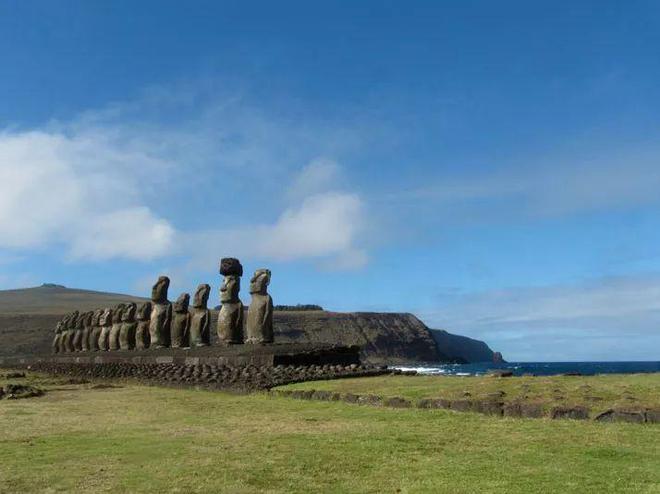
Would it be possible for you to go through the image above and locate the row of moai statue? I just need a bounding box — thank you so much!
[52,258,274,353]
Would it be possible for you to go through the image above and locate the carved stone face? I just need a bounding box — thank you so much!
[137,301,152,320]
[68,311,79,329]
[249,269,271,295]
[112,304,125,324]
[92,309,103,326]
[173,293,190,312]
[193,284,210,308]
[220,275,240,303]
[122,302,137,322]
[100,308,113,326]
[151,276,170,303]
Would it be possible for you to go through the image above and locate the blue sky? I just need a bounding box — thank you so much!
[1,1,660,361]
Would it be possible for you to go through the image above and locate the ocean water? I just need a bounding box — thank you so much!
[394,361,660,377]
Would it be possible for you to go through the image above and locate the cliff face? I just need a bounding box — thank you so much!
[429,329,497,363]
[0,286,501,364]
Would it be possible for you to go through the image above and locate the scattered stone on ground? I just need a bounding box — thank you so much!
[3,372,26,379]
[0,383,44,400]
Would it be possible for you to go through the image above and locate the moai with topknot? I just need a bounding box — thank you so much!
[119,302,137,350]
[246,269,274,344]
[98,308,113,351]
[171,293,191,348]
[135,302,152,350]
[190,284,211,347]
[217,258,244,344]
[149,276,172,348]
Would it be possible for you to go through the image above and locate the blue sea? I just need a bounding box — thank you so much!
[395,361,660,376]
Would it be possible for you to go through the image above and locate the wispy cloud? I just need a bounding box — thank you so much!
[0,81,374,271]
[422,273,660,361]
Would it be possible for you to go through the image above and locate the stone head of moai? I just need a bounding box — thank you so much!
[151,276,170,304]
[112,304,125,324]
[92,308,103,326]
[122,302,137,322]
[100,308,113,326]
[136,301,152,321]
[220,275,241,303]
[249,269,271,295]
[173,293,190,313]
[68,311,79,329]
[193,284,211,309]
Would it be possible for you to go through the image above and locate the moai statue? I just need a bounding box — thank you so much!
[109,304,125,351]
[119,302,137,350]
[89,309,103,351]
[135,302,152,350]
[217,258,244,344]
[52,320,63,354]
[149,276,172,348]
[171,293,191,348]
[246,269,274,344]
[190,284,211,347]
[73,312,86,352]
[58,314,70,353]
[65,311,79,353]
[81,312,93,352]
[98,308,113,351]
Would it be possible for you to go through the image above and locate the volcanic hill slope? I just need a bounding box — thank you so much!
[0,285,499,364]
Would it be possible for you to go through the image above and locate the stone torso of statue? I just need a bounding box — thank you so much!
[246,269,274,344]
[190,284,211,347]
[98,308,113,351]
[109,304,125,351]
[58,315,70,353]
[65,311,79,353]
[170,293,191,348]
[217,275,244,344]
[135,302,152,350]
[89,309,103,351]
[149,276,172,348]
[119,302,137,350]
[81,312,93,352]
[53,321,63,354]
[73,314,86,352]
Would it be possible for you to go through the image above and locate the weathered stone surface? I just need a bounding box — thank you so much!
[80,312,91,352]
[246,269,274,344]
[190,284,211,347]
[98,308,113,351]
[594,409,645,424]
[358,394,383,406]
[217,275,243,344]
[52,321,63,354]
[135,302,152,350]
[384,396,412,408]
[550,406,589,420]
[89,309,103,352]
[473,399,504,416]
[119,302,137,350]
[450,399,473,412]
[219,258,243,276]
[149,276,172,348]
[646,409,660,423]
[109,304,125,351]
[170,293,191,348]
[65,311,79,353]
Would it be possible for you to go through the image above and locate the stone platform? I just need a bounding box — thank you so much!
[0,343,361,368]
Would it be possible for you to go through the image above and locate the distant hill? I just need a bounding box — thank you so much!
[0,285,502,364]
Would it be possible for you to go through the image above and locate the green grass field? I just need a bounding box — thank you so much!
[281,373,660,416]
[0,372,659,493]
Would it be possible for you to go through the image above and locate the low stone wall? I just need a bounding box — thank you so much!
[271,389,660,424]
[0,343,361,369]
[11,361,393,392]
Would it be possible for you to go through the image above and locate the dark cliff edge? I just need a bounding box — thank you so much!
[0,286,502,365]
[429,329,501,364]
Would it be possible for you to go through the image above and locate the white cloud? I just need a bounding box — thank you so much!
[0,85,371,269]
[287,158,342,201]
[0,130,175,260]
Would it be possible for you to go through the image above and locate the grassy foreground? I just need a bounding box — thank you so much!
[281,373,660,415]
[0,373,658,493]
